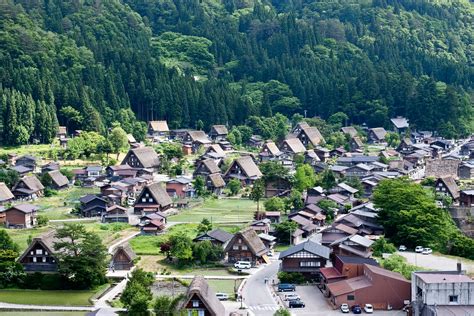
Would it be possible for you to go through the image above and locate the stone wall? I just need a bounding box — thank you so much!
[449,207,474,237]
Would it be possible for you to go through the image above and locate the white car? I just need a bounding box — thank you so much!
[284,293,300,301]
[422,248,432,255]
[340,303,350,313]
[216,293,229,301]
[415,246,424,253]
[234,261,251,269]
[398,245,407,251]
[364,304,374,313]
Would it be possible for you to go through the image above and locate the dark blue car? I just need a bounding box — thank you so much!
[277,283,295,292]
[352,305,362,314]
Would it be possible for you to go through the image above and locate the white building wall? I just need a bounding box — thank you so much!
[412,274,474,305]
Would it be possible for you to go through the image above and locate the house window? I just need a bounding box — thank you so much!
[242,245,248,250]
[36,249,43,255]
[300,261,320,267]
[449,295,458,303]
[233,245,239,250]
[33,257,37,263]
[192,300,199,307]
[42,257,47,263]
[148,198,153,202]
[142,198,146,202]
[347,295,354,300]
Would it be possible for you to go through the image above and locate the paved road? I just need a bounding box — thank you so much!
[95,278,129,309]
[156,274,248,280]
[108,231,140,253]
[397,251,474,273]
[49,217,100,223]
[243,260,280,316]
[0,302,95,312]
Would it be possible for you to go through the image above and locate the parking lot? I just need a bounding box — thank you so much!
[277,285,407,316]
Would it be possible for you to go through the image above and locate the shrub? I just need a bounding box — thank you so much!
[372,237,397,257]
[277,272,306,284]
[381,254,421,280]
[37,215,49,227]
[99,224,109,230]
[44,187,58,197]
[21,272,63,290]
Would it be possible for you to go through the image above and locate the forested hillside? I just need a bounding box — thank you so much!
[0,0,473,145]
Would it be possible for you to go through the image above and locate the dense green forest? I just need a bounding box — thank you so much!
[0,0,473,145]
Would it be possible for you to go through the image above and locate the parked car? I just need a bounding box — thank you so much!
[398,245,407,251]
[415,246,424,253]
[289,300,305,308]
[364,304,373,313]
[278,283,296,292]
[267,250,274,257]
[216,293,229,301]
[234,261,251,269]
[284,293,300,301]
[422,248,432,255]
[352,305,362,314]
[341,303,350,313]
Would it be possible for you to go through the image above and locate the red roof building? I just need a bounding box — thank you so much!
[326,264,411,310]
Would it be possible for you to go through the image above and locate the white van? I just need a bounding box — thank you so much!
[234,261,251,269]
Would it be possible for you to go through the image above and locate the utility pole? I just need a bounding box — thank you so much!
[289,227,293,245]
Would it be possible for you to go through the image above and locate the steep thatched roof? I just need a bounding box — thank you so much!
[48,170,68,187]
[225,227,267,257]
[0,182,14,202]
[181,276,225,316]
[148,120,169,132]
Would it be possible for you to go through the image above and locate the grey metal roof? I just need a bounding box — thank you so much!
[279,240,330,260]
[349,234,374,247]
[204,229,234,243]
[337,156,379,163]
[391,117,409,128]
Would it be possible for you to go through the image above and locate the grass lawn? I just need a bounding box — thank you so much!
[78,222,138,246]
[0,289,96,306]
[168,198,258,223]
[8,222,137,252]
[30,186,99,220]
[137,254,233,277]
[206,279,241,299]
[0,144,54,157]
[6,226,52,252]
[274,244,291,252]
[130,223,199,255]
[0,313,86,316]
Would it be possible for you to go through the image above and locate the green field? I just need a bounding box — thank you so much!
[274,244,291,252]
[168,198,258,223]
[0,312,86,316]
[130,223,199,255]
[7,222,137,252]
[206,279,242,299]
[31,187,100,220]
[7,226,52,252]
[0,144,54,157]
[0,289,96,306]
